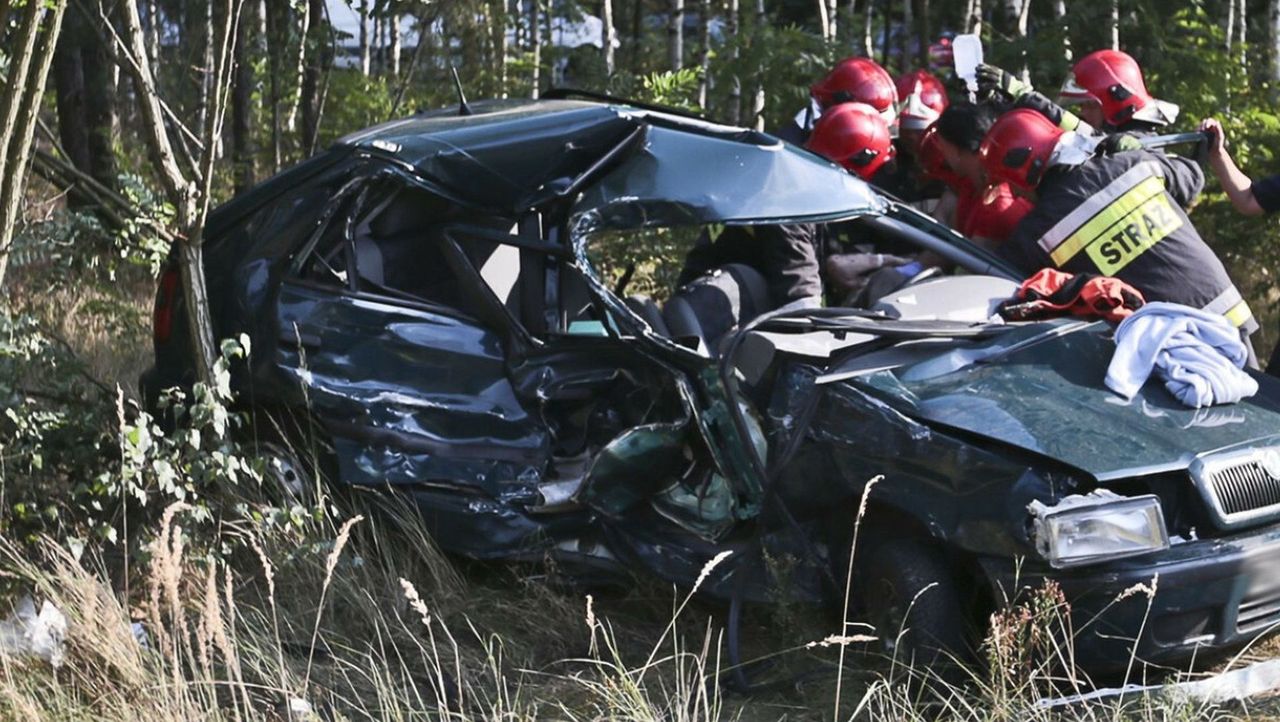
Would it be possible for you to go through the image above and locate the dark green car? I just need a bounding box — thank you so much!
[142,92,1280,676]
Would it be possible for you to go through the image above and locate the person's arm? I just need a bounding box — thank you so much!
[1199,118,1266,216]
[1151,150,1205,209]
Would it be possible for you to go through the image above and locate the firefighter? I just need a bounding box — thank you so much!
[1058,49,1179,133]
[775,57,898,146]
[918,123,1031,249]
[883,69,951,204]
[981,108,1258,362]
[1199,117,1280,375]
[806,104,934,304]
[675,224,823,311]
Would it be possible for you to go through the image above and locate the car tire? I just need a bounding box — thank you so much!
[244,410,337,506]
[858,539,972,675]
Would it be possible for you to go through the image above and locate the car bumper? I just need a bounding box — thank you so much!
[982,525,1280,674]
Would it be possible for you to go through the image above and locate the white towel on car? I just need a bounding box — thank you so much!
[1105,302,1257,408]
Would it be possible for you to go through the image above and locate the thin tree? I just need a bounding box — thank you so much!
[901,0,913,71]
[530,0,541,97]
[919,0,931,66]
[1054,0,1071,61]
[752,0,765,130]
[827,0,838,40]
[360,0,371,75]
[0,0,69,290]
[1227,0,1238,51]
[115,0,245,381]
[1109,0,1119,50]
[670,0,685,70]
[286,0,312,132]
[602,0,615,76]
[1271,0,1280,85]
[862,0,874,56]
[698,0,712,109]
[1015,0,1030,82]
[1238,0,1248,69]
[818,0,830,41]
[728,0,741,124]
[231,0,256,192]
[390,3,402,77]
[300,0,327,154]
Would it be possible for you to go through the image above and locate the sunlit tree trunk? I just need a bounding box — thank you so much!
[530,0,541,97]
[0,0,68,290]
[862,0,874,56]
[698,0,712,109]
[1227,0,1238,51]
[144,0,160,65]
[1109,0,1119,49]
[968,0,984,35]
[285,1,311,132]
[1238,0,1248,69]
[728,0,741,124]
[300,0,325,154]
[1016,0,1030,82]
[360,0,371,76]
[817,0,830,42]
[827,0,838,40]
[602,0,615,75]
[752,0,764,130]
[390,5,402,77]
[1271,0,1280,84]
[670,0,684,70]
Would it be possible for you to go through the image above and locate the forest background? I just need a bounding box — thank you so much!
[1,0,1280,719]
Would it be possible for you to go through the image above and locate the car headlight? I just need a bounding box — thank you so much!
[1028,491,1170,569]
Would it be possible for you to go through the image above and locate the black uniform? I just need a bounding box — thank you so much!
[677,224,823,307]
[998,150,1258,336]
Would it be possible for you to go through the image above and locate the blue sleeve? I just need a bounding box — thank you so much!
[1253,174,1280,214]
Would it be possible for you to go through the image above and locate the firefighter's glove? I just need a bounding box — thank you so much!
[1098,133,1143,155]
[976,64,1032,102]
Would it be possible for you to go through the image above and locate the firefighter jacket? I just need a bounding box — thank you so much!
[998,149,1257,333]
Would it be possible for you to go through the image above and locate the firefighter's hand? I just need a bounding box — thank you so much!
[1098,133,1143,155]
[976,64,1032,101]
[825,252,911,292]
[1198,118,1227,155]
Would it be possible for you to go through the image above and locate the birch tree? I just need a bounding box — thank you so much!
[602,0,615,75]
[360,0,371,75]
[698,0,712,109]
[0,0,69,290]
[1055,0,1071,61]
[1271,0,1280,84]
[285,1,312,131]
[1109,0,1119,50]
[670,0,684,71]
[752,0,765,130]
[530,0,540,97]
[728,0,741,124]
[863,0,874,57]
[115,0,245,381]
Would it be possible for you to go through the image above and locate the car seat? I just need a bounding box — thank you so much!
[662,264,773,356]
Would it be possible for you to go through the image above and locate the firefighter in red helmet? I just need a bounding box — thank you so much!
[981,109,1257,363]
[775,57,898,146]
[1059,49,1179,132]
[806,103,896,182]
[918,122,1031,248]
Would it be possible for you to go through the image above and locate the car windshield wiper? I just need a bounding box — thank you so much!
[755,309,1015,340]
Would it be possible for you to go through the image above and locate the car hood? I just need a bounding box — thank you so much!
[848,320,1280,481]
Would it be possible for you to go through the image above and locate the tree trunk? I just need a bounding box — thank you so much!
[53,10,93,204]
[390,5,402,77]
[669,0,684,71]
[1271,0,1280,84]
[728,0,741,125]
[1054,0,1071,61]
[359,0,371,76]
[1109,0,1119,50]
[144,0,160,67]
[196,0,214,137]
[752,0,764,130]
[969,0,984,35]
[1227,0,1238,52]
[232,0,255,192]
[265,0,282,170]
[602,0,615,75]
[698,0,712,109]
[530,0,541,97]
[919,0,931,67]
[0,0,69,290]
[827,0,838,40]
[300,0,325,155]
[1016,0,1030,82]
[1239,0,1248,69]
[861,0,873,56]
[817,0,830,41]
[285,0,311,133]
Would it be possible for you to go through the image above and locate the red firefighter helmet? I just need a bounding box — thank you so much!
[806,102,896,181]
[917,123,964,188]
[1059,49,1178,126]
[978,108,1065,193]
[810,57,899,125]
[958,183,1034,243]
[896,69,949,130]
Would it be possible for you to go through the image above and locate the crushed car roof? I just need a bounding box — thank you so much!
[336,98,883,227]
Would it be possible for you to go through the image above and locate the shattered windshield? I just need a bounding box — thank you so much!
[571,123,885,231]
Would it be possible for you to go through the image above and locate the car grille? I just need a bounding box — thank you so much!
[1238,589,1280,636]
[1191,449,1280,530]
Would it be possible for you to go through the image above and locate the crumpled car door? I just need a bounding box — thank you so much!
[271,180,549,502]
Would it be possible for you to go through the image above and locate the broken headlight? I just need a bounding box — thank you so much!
[1028,491,1170,569]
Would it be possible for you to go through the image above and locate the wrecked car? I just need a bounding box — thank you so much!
[142,92,1280,675]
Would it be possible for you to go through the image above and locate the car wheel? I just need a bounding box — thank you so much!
[858,539,971,673]
[245,411,337,505]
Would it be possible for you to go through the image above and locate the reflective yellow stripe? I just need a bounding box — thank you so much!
[1048,175,1172,268]
[1038,162,1161,256]
[1224,300,1254,329]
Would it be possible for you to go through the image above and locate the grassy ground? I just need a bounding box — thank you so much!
[6,247,1280,720]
